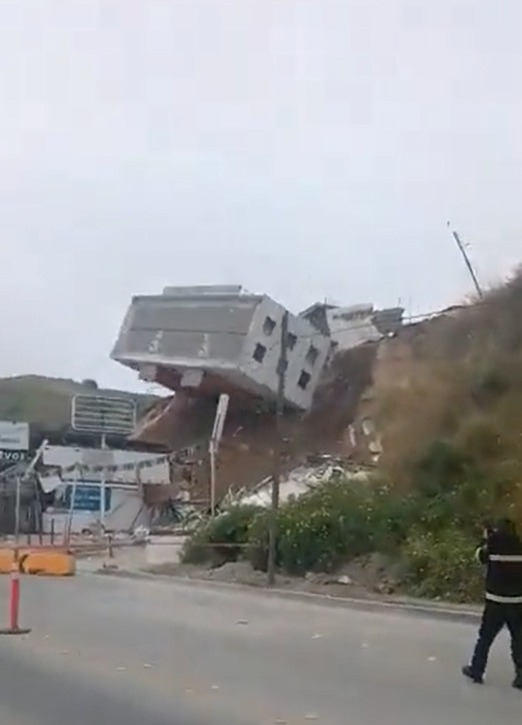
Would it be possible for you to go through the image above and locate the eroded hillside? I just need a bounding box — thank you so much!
[134,270,522,522]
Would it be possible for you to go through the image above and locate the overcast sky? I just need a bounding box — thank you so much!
[1,0,521,391]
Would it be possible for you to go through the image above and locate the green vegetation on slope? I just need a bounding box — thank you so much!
[182,471,485,602]
[374,268,522,525]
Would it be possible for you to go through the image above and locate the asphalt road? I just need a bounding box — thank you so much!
[0,574,520,725]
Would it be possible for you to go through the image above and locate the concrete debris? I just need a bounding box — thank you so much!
[132,525,150,542]
[226,462,370,509]
[336,575,353,585]
[205,561,267,586]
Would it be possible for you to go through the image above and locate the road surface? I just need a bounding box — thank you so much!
[0,574,519,724]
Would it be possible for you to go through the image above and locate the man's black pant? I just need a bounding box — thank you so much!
[471,601,522,676]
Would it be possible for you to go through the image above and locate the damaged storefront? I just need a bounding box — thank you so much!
[39,446,174,535]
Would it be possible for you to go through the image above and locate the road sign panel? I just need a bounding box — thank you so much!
[64,484,112,512]
[0,421,29,451]
[71,395,137,435]
[211,393,229,449]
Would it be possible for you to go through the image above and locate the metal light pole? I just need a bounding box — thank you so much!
[208,394,229,518]
[100,432,107,530]
[14,475,21,550]
[267,311,289,587]
[448,225,484,299]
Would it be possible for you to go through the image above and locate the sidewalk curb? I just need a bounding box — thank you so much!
[92,567,482,624]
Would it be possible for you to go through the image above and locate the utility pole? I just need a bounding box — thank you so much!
[448,224,484,299]
[267,310,289,587]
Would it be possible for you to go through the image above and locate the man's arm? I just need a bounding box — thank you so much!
[475,545,488,565]
[475,529,489,565]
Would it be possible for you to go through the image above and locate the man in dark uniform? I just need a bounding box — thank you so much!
[463,518,522,688]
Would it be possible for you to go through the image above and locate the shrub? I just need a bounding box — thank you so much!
[247,477,422,576]
[403,526,484,602]
[182,505,262,567]
[413,439,470,498]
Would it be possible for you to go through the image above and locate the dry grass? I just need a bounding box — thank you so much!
[366,269,522,519]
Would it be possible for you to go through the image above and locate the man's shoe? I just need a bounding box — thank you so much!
[513,673,522,691]
[462,665,483,684]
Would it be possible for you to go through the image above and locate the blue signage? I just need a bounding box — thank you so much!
[64,484,112,512]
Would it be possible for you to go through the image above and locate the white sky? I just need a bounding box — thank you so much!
[1,0,521,391]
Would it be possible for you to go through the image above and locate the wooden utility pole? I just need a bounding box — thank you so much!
[449,225,484,299]
[267,310,289,587]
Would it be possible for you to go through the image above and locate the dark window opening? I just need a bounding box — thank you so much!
[298,370,311,390]
[287,332,297,350]
[263,316,276,335]
[306,345,319,366]
[253,343,267,363]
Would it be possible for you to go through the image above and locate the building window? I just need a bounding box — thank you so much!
[286,332,297,350]
[253,343,267,363]
[298,370,311,390]
[306,345,319,366]
[263,316,276,335]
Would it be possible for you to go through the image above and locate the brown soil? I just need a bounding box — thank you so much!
[133,342,379,504]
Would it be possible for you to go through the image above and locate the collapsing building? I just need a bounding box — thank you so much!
[111,285,331,411]
[300,302,404,351]
[109,286,406,507]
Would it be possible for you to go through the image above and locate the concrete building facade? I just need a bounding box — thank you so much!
[39,445,170,534]
[300,302,404,351]
[111,286,331,410]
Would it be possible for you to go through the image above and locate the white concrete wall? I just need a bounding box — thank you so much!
[43,446,170,485]
[43,485,150,534]
[239,296,331,410]
[145,535,187,566]
[326,304,382,351]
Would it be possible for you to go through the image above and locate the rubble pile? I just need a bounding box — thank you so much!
[222,457,370,509]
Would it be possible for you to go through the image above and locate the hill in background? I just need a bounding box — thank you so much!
[0,375,158,445]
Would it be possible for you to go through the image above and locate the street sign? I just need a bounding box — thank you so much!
[0,421,30,472]
[211,393,229,451]
[71,395,137,436]
[64,484,112,512]
[0,421,29,451]
[0,450,28,463]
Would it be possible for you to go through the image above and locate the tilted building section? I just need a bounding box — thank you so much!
[300,302,404,351]
[111,285,331,411]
